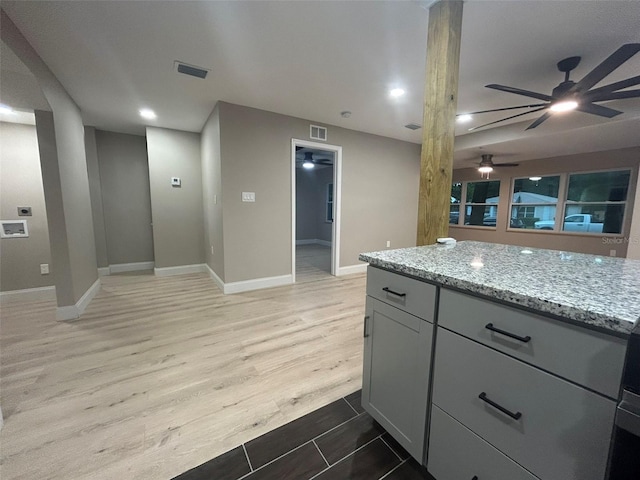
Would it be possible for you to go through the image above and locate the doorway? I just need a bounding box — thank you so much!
[291,139,342,282]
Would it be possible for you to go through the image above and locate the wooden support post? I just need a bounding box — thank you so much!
[417,0,463,246]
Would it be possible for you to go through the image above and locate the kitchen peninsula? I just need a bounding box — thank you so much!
[358,241,640,480]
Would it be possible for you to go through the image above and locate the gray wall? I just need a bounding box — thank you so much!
[95,129,154,265]
[0,121,52,292]
[296,166,333,242]
[146,127,204,269]
[84,127,108,268]
[217,102,420,283]
[201,104,225,279]
[3,12,97,307]
[450,147,640,257]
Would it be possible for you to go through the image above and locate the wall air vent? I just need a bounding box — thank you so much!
[174,61,209,79]
[404,123,421,130]
[310,125,327,141]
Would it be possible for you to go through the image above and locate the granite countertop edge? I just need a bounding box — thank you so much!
[359,252,635,337]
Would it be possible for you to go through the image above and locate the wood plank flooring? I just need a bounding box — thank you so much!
[0,247,366,480]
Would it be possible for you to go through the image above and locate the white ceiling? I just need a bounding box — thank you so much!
[1,0,639,167]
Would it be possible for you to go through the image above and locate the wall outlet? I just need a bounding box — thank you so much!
[610,249,617,257]
[211,245,214,255]
[386,240,391,248]
[171,177,181,187]
[40,263,49,275]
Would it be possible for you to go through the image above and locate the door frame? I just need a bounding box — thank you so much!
[291,138,342,282]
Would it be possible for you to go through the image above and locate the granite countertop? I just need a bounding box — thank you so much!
[359,241,640,336]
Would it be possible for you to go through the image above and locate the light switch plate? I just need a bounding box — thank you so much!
[171,177,181,187]
[242,192,256,202]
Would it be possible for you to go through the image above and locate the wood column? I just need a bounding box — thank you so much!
[417,0,463,245]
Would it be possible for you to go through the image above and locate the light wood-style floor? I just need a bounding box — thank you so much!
[0,248,365,480]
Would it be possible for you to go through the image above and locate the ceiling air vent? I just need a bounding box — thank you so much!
[405,123,421,130]
[310,125,327,141]
[174,61,209,79]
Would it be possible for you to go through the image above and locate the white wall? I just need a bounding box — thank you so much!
[627,171,640,260]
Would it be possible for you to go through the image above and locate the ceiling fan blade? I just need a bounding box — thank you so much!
[460,103,547,116]
[576,102,623,118]
[486,84,554,102]
[526,112,552,130]
[572,43,640,93]
[588,89,640,102]
[585,75,640,98]
[468,107,547,131]
[495,163,519,167]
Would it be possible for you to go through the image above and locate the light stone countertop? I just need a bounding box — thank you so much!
[359,241,640,336]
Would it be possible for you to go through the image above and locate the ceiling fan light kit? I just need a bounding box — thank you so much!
[464,43,640,131]
[476,154,519,178]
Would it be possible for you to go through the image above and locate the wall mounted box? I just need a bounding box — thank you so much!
[1,220,29,238]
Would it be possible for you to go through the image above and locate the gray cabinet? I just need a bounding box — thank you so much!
[362,267,436,462]
[428,289,624,480]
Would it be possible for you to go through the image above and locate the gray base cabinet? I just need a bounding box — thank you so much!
[362,267,436,462]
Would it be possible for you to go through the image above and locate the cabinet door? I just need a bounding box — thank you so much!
[362,297,433,461]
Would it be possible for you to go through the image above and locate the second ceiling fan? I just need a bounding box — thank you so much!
[464,43,640,131]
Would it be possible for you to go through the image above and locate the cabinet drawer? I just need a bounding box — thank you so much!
[366,266,436,321]
[438,289,626,399]
[428,405,539,480]
[432,327,617,480]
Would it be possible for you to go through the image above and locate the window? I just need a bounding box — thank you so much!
[464,180,500,227]
[510,175,560,229]
[563,170,630,234]
[449,182,462,225]
[326,183,333,223]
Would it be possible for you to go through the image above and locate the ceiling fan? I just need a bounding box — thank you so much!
[463,43,640,131]
[299,151,333,169]
[476,154,518,178]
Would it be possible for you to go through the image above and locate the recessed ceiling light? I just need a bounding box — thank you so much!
[389,88,405,98]
[549,100,578,113]
[457,114,472,123]
[0,104,16,115]
[139,108,157,120]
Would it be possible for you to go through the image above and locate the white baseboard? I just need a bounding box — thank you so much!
[109,261,154,274]
[296,238,332,247]
[154,264,207,277]
[336,263,368,276]
[224,274,293,294]
[56,278,101,321]
[205,264,292,294]
[97,267,111,276]
[0,285,56,303]
[205,264,224,292]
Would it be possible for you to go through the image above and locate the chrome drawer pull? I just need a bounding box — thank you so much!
[363,315,370,338]
[478,392,522,420]
[382,287,406,298]
[485,323,531,343]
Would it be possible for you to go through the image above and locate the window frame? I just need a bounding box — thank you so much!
[506,168,632,236]
[453,179,501,229]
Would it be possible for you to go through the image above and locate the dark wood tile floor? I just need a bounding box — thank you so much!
[172,390,436,480]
